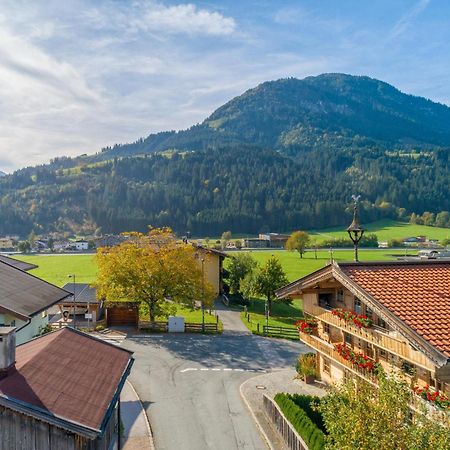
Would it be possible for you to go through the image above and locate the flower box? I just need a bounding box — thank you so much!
[413,385,450,410]
[334,342,381,373]
[331,308,372,328]
[295,319,318,335]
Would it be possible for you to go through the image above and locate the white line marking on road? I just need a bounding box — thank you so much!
[180,368,198,373]
[200,368,209,371]
[211,368,221,371]
[223,368,233,371]
[233,369,244,372]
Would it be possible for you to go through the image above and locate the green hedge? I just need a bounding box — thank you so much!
[274,393,326,450]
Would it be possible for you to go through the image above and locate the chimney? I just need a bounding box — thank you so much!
[0,327,16,379]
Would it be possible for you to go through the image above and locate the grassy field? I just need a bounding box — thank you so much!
[234,248,409,282]
[310,219,450,244]
[19,254,97,286]
[239,298,303,334]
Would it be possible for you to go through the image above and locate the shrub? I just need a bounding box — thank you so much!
[274,393,326,450]
[296,352,317,377]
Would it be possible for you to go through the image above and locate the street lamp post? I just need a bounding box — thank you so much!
[68,274,76,329]
[201,257,205,333]
[347,195,365,262]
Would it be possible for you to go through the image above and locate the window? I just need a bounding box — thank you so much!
[354,297,362,314]
[378,349,387,360]
[365,306,373,319]
[344,333,353,346]
[377,317,387,329]
[401,361,416,376]
[323,358,331,375]
[323,323,330,334]
[318,293,333,309]
[337,289,344,303]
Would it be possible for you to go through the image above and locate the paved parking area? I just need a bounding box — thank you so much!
[121,331,307,450]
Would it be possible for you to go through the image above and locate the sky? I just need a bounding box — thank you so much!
[1,0,450,171]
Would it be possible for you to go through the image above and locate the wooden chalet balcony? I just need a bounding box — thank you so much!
[301,332,379,385]
[303,302,434,370]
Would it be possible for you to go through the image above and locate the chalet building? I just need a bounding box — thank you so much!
[0,260,70,344]
[277,261,450,398]
[192,244,229,296]
[0,327,133,450]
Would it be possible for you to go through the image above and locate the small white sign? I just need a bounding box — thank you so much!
[85,313,93,319]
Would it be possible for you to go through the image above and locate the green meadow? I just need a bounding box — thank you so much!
[310,219,450,244]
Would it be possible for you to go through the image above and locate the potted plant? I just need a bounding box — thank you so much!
[296,352,317,384]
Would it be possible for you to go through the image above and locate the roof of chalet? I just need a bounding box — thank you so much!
[0,328,133,437]
[0,260,70,319]
[192,244,229,258]
[0,255,37,271]
[61,283,100,304]
[276,260,450,360]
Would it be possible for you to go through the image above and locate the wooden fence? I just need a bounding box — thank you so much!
[263,394,309,450]
[138,321,219,334]
[262,325,299,340]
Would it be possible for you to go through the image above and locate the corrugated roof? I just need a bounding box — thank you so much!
[61,283,100,304]
[0,255,37,271]
[340,261,450,358]
[0,260,70,318]
[0,328,133,433]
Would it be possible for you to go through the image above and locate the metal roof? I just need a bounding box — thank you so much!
[0,328,133,436]
[61,283,100,304]
[0,255,37,272]
[0,260,70,318]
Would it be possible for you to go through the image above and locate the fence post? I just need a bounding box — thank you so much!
[216,315,219,324]
[257,323,260,333]
[247,314,250,322]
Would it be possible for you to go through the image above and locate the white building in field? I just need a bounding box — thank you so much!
[0,258,70,344]
[70,240,89,251]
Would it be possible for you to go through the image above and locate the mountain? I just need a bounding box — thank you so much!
[99,73,450,159]
[0,73,449,237]
[0,171,6,177]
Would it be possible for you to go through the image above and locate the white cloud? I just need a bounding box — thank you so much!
[136,3,237,36]
[389,0,431,39]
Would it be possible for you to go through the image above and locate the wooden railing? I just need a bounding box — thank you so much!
[262,325,299,340]
[138,321,219,333]
[301,333,379,384]
[263,394,309,450]
[304,302,434,370]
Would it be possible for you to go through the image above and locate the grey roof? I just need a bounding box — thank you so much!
[0,261,70,319]
[0,255,37,271]
[61,283,100,304]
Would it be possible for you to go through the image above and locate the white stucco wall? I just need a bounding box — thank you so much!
[0,313,49,345]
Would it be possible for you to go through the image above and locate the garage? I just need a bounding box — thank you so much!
[106,302,139,327]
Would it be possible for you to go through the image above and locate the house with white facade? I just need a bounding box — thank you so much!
[0,259,70,344]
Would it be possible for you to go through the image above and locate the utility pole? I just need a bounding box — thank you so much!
[68,274,76,329]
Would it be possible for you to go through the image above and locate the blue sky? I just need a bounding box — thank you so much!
[1,0,449,171]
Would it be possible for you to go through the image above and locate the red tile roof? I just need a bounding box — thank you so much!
[340,262,450,358]
[0,328,133,432]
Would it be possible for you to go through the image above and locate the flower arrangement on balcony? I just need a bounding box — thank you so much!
[334,342,381,373]
[331,308,372,328]
[413,385,450,410]
[295,319,318,335]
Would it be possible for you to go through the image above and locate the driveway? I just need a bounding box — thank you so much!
[122,324,306,450]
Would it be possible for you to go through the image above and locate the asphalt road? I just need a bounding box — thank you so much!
[122,329,306,450]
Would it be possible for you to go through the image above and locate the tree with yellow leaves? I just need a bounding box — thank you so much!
[95,227,215,322]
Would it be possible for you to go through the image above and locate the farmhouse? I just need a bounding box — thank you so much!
[193,244,228,297]
[0,259,70,344]
[277,261,450,399]
[0,327,133,450]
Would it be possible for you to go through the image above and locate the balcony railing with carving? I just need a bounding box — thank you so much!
[303,302,434,370]
[300,333,379,384]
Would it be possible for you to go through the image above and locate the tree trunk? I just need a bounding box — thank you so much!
[267,294,273,315]
[149,300,156,323]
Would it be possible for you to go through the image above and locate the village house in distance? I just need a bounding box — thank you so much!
[277,260,450,399]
